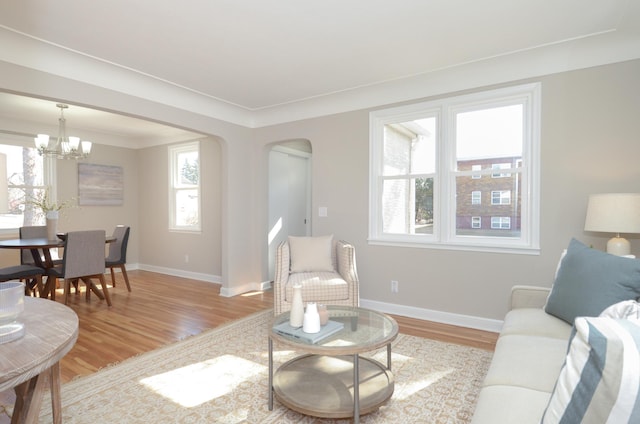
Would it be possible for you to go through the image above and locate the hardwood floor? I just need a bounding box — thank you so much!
[0,269,497,420]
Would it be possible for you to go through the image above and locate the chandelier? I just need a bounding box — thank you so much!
[34,103,92,160]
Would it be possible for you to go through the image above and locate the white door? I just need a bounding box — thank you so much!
[268,148,311,281]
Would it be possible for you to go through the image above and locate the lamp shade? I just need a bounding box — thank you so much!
[584,193,640,233]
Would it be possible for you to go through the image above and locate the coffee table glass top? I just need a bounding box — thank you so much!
[270,305,398,354]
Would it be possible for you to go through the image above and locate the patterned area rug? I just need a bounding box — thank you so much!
[15,309,491,423]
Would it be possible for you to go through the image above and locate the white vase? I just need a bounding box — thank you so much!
[302,302,321,334]
[289,284,304,328]
[46,210,59,240]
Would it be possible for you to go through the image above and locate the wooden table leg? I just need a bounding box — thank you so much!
[50,363,62,424]
[12,369,49,424]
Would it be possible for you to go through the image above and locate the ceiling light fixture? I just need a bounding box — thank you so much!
[34,103,92,160]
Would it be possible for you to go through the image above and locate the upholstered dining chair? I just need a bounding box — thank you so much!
[46,230,112,306]
[0,265,45,297]
[273,235,359,315]
[105,225,131,292]
[19,225,62,267]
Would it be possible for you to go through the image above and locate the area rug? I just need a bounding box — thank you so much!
[32,309,492,423]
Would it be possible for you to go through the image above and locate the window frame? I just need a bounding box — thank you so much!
[369,83,540,254]
[168,141,201,232]
[0,139,52,234]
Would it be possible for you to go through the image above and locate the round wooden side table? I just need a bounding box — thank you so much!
[0,297,78,424]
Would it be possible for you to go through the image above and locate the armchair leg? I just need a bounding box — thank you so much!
[110,267,116,287]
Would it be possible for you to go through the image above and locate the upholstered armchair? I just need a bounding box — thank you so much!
[273,235,359,315]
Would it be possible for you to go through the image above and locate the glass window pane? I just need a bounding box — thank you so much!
[175,189,199,227]
[177,151,199,186]
[0,145,45,229]
[382,177,433,235]
[382,179,409,233]
[455,174,521,238]
[383,117,436,176]
[455,104,523,169]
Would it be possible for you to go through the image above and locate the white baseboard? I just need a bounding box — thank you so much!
[135,263,270,297]
[131,266,502,332]
[137,263,222,285]
[360,299,503,333]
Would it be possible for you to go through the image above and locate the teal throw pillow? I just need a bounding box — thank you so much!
[544,238,640,324]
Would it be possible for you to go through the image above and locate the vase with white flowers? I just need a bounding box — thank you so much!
[25,189,74,240]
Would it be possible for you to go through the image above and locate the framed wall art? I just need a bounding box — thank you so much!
[78,163,124,206]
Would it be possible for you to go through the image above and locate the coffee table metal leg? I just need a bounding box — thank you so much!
[268,337,273,410]
[353,353,360,423]
[387,343,392,370]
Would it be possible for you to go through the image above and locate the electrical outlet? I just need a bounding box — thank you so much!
[391,280,399,293]
[184,254,189,263]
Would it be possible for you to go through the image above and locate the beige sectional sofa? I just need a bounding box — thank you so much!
[471,285,571,424]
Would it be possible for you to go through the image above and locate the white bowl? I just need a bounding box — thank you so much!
[0,281,25,325]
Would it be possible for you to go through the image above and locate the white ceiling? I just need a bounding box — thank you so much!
[0,0,639,142]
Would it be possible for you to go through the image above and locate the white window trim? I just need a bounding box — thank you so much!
[369,83,540,254]
[168,141,201,232]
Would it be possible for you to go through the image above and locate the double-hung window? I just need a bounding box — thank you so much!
[0,142,49,232]
[169,141,201,232]
[369,83,540,253]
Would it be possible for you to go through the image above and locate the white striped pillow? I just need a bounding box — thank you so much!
[541,317,640,423]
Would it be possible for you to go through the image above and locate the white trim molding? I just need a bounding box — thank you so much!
[360,298,503,333]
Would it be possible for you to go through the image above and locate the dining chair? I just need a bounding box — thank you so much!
[46,230,112,306]
[105,225,131,292]
[19,225,62,267]
[0,265,45,297]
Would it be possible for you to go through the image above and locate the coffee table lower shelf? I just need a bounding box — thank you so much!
[272,354,394,419]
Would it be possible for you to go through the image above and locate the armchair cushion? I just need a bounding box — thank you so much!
[285,271,350,303]
[288,235,334,272]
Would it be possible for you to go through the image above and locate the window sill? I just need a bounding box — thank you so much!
[367,238,540,255]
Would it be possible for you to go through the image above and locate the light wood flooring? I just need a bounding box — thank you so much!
[1,270,497,421]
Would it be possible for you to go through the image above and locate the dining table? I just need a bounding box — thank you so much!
[0,235,116,299]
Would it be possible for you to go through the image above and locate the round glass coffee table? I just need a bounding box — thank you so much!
[268,305,398,423]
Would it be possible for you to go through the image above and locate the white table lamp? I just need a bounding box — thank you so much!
[584,193,640,256]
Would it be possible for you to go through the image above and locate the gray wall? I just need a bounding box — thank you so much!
[255,60,640,320]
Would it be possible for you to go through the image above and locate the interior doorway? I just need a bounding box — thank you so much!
[267,141,312,281]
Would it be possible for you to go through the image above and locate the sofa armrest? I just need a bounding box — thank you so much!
[509,285,551,310]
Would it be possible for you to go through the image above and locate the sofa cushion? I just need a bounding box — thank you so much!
[288,235,334,272]
[541,317,640,423]
[544,238,640,324]
[285,271,349,302]
[501,308,572,340]
[471,385,551,424]
[482,334,568,393]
